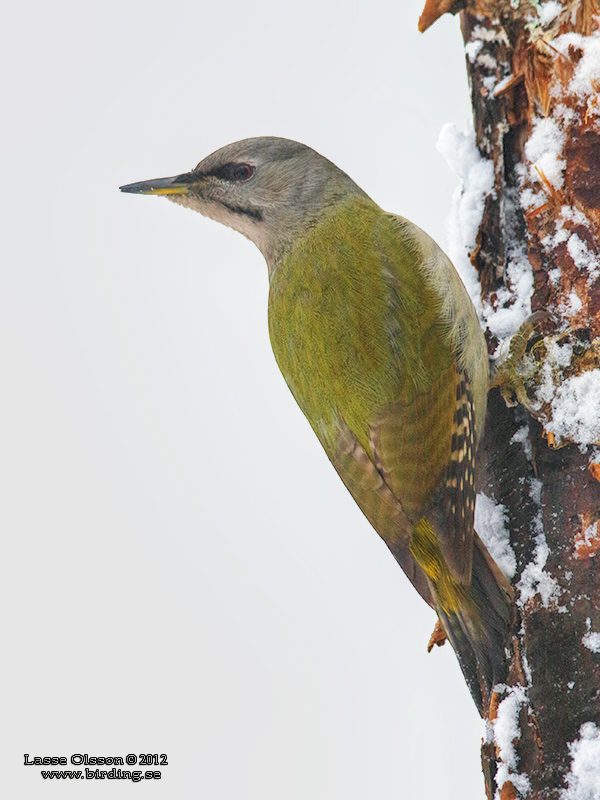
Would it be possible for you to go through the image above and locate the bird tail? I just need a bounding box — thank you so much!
[437,535,515,714]
[410,521,514,715]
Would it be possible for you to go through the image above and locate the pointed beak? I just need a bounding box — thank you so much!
[119,172,195,196]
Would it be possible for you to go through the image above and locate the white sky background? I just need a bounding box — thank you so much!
[1,1,485,797]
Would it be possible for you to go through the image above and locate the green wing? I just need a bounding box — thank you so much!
[360,211,480,586]
[268,199,484,591]
[368,365,477,587]
[329,419,434,607]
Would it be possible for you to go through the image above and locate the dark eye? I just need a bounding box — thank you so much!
[232,163,254,181]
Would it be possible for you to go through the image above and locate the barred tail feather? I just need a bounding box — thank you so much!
[439,534,515,715]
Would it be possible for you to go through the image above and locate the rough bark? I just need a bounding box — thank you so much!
[423,2,600,798]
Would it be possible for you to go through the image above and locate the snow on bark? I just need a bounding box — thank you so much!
[475,492,518,579]
[437,123,493,316]
[516,479,560,608]
[547,370,600,445]
[561,723,600,800]
[581,618,600,654]
[492,685,532,799]
[424,1,600,798]
[438,124,535,346]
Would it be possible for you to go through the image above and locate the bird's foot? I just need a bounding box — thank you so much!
[490,312,600,447]
[489,311,553,412]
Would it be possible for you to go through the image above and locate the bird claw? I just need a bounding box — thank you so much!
[489,311,555,412]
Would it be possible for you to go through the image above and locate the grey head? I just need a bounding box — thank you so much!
[120,137,373,271]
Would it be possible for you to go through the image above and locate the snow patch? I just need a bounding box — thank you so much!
[517,479,560,608]
[553,29,600,101]
[521,651,533,687]
[518,534,559,608]
[437,123,494,317]
[475,493,517,579]
[439,125,534,345]
[542,206,592,252]
[566,233,600,279]
[470,25,509,44]
[511,424,532,463]
[538,1,562,26]
[561,722,600,800]
[493,75,515,96]
[478,53,499,71]
[482,246,534,342]
[547,371,600,446]
[560,290,583,319]
[524,117,566,190]
[493,685,531,798]
[582,618,600,654]
[465,40,483,62]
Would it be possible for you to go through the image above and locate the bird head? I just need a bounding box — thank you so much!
[120,137,371,268]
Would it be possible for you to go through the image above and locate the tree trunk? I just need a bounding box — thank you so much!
[421,1,600,798]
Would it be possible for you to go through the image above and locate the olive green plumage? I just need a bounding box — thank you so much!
[268,198,451,455]
[120,136,515,714]
[268,197,459,563]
